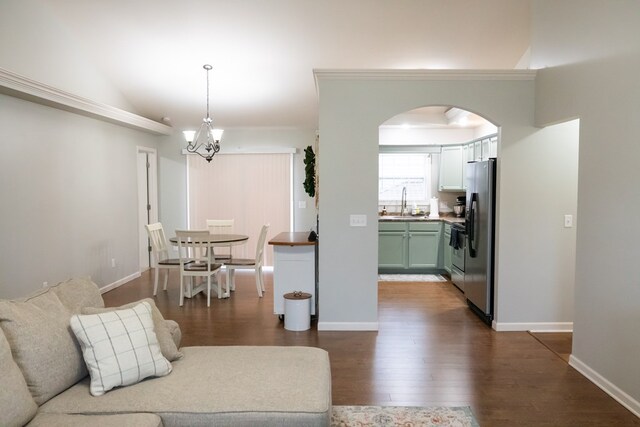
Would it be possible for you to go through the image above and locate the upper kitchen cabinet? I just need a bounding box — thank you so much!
[489,136,498,158]
[439,145,464,191]
[439,134,498,192]
[468,135,498,162]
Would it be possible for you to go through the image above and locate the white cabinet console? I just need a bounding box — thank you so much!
[268,232,317,316]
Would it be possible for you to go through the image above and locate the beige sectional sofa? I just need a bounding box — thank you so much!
[0,278,332,427]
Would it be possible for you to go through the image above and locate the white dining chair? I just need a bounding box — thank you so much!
[225,224,270,297]
[206,219,235,261]
[175,230,224,307]
[145,223,190,296]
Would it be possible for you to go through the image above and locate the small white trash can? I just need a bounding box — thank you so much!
[283,291,312,331]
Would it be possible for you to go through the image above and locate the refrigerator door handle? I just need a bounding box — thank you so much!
[468,193,478,258]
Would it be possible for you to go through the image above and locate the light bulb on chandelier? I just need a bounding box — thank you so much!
[183,64,224,163]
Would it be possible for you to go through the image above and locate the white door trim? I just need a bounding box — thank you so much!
[137,146,158,272]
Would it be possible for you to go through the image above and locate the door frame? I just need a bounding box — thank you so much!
[137,146,159,271]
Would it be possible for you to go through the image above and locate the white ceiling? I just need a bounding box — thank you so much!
[44,0,531,130]
[381,106,490,129]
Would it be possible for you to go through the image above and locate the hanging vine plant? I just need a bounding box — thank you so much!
[303,145,316,197]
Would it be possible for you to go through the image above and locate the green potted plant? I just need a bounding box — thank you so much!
[303,145,316,197]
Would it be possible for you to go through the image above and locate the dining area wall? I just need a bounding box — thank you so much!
[157,127,318,265]
[187,153,291,266]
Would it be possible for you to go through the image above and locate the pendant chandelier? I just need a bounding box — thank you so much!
[183,64,224,163]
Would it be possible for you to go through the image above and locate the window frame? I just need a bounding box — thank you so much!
[378,146,438,206]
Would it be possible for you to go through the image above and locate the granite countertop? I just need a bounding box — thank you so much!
[379,214,465,225]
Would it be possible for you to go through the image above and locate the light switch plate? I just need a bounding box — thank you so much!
[564,214,573,228]
[350,214,367,227]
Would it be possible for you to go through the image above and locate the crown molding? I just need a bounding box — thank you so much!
[314,69,537,82]
[0,67,172,136]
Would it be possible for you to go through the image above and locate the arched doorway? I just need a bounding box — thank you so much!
[377,105,500,324]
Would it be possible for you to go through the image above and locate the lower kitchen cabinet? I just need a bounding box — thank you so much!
[378,231,406,269]
[379,221,442,272]
[407,222,442,269]
[443,223,452,274]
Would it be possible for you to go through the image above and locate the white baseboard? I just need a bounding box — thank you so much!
[317,322,379,331]
[569,355,640,418]
[493,321,573,332]
[99,272,141,294]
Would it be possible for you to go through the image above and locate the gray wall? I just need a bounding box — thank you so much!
[497,119,578,326]
[0,104,314,299]
[532,0,640,408]
[0,94,158,298]
[0,0,160,298]
[316,73,577,331]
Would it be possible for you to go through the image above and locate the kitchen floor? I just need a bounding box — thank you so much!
[104,271,639,427]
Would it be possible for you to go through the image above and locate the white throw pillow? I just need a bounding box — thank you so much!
[82,298,183,362]
[70,301,172,396]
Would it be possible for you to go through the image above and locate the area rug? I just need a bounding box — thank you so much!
[378,274,447,282]
[331,405,479,427]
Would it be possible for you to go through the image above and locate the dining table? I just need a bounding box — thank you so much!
[169,233,249,248]
[169,233,249,298]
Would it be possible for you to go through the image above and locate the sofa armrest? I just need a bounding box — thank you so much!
[164,319,182,349]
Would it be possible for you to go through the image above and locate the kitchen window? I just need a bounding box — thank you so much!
[379,152,431,204]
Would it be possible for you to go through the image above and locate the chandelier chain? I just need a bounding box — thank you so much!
[205,64,211,120]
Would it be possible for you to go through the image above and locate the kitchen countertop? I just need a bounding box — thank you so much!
[379,215,465,225]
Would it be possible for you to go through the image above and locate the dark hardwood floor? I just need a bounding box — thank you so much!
[530,332,573,363]
[104,270,640,426]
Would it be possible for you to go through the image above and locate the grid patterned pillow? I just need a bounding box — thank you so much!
[82,298,183,362]
[70,301,172,396]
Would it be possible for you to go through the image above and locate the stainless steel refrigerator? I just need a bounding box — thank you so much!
[464,159,496,325]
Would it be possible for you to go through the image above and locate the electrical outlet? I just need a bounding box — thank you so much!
[111,258,116,268]
[564,215,573,228]
[42,281,48,288]
[298,201,307,209]
[350,214,367,227]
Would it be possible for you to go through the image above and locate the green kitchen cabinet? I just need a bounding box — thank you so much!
[443,223,452,274]
[379,221,442,272]
[378,231,406,268]
[407,222,442,269]
[439,145,464,191]
[378,222,407,269]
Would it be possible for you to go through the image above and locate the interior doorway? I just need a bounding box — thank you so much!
[377,105,500,326]
[137,147,158,271]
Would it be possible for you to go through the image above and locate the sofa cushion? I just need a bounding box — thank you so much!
[83,298,183,362]
[39,346,332,427]
[50,277,105,314]
[70,301,172,396]
[0,328,38,427]
[26,412,163,427]
[164,319,182,350]
[0,289,87,405]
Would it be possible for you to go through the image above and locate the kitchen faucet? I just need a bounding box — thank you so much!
[400,186,407,216]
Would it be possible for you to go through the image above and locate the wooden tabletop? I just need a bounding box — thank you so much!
[268,232,316,246]
[169,234,249,244]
